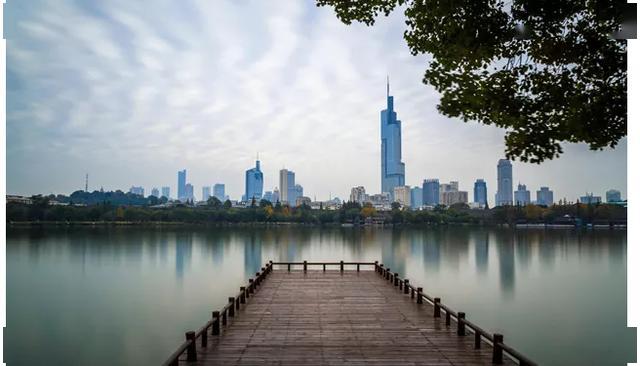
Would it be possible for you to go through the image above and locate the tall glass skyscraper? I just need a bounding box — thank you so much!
[245,159,264,202]
[495,159,513,206]
[279,169,296,205]
[177,169,186,201]
[422,179,440,206]
[474,179,488,206]
[213,184,225,201]
[381,78,405,197]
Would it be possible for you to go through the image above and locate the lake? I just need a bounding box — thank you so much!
[4,226,636,365]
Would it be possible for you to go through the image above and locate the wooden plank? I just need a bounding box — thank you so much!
[180,270,516,365]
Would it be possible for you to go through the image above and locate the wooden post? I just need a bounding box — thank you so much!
[249,279,254,294]
[303,260,308,272]
[386,269,391,281]
[446,311,451,326]
[240,287,246,304]
[185,331,197,361]
[269,260,273,273]
[288,263,291,272]
[201,326,208,347]
[379,264,384,275]
[323,263,326,272]
[357,263,360,272]
[255,272,260,286]
[212,311,220,335]
[404,279,409,294]
[222,308,227,326]
[433,297,441,317]
[394,273,399,286]
[235,296,240,310]
[492,334,504,364]
[457,312,465,335]
[374,261,378,273]
[417,287,423,304]
[340,260,344,272]
[475,331,481,349]
[228,297,235,317]
[411,287,415,299]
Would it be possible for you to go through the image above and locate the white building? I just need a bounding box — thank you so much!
[393,186,411,208]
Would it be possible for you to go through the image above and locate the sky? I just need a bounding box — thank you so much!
[5,0,627,205]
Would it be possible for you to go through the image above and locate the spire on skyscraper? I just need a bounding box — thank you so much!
[386,75,389,97]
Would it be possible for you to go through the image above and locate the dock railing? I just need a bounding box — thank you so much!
[162,260,536,366]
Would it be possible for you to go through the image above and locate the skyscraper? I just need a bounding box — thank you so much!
[161,186,170,199]
[202,186,211,201]
[129,186,144,196]
[184,183,194,202]
[350,186,367,204]
[606,189,622,203]
[536,187,554,206]
[294,184,303,205]
[514,184,531,205]
[474,179,488,206]
[495,159,513,206]
[422,179,440,206]
[213,184,225,201]
[245,159,264,202]
[393,186,411,207]
[177,169,186,201]
[381,78,405,197]
[279,169,296,205]
[151,187,160,197]
[410,186,422,209]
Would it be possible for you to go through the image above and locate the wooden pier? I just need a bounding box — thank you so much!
[163,261,536,366]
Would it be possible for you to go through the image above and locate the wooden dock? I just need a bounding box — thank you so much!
[163,261,535,366]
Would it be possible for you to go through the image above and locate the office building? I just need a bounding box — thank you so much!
[393,185,411,207]
[202,186,211,201]
[294,184,304,205]
[279,169,296,205]
[184,183,194,202]
[422,179,440,206]
[410,186,422,209]
[514,184,531,205]
[161,186,170,199]
[151,187,160,197]
[473,179,487,207]
[381,78,405,197]
[177,169,186,201]
[495,159,513,206]
[580,193,602,204]
[606,189,622,203]
[213,184,225,201]
[536,187,554,206]
[438,182,468,206]
[350,186,367,204]
[245,159,264,202]
[129,186,144,196]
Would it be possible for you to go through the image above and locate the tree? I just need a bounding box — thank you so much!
[207,196,222,209]
[317,0,627,163]
[223,199,232,209]
[259,199,272,208]
[391,201,401,211]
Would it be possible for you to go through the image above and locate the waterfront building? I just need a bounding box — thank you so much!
[514,184,531,205]
[129,186,144,196]
[495,159,513,206]
[161,186,170,199]
[213,184,225,201]
[184,183,194,202]
[151,188,160,197]
[296,196,312,207]
[202,186,211,201]
[410,187,422,209]
[177,169,186,201]
[580,193,602,204]
[393,185,411,207]
[245,159,264,202]
[536,186,554,206]
[381,78,405,198]
[422,179,440,206]
[350,186,367,204]
[606,189,622,203]
[473,179,487,207]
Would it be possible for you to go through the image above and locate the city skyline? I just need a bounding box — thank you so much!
[5,1,627,205]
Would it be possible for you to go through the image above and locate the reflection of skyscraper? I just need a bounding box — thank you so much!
[244,235,263,278]
[177,169,186,201]
[381,78,405,198]
[175,232,193,279]
[473,231,489,274]
[495,159,513,206]
[381,229,406,276]
[497,233,515,297]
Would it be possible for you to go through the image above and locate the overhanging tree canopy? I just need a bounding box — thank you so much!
[316,0,627,163]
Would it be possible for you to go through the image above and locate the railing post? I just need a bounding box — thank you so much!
[374,261,378,273]
[417,287,423,304]
[340,260,344,272]
[357,263,360,272]
[379,264,384,275]
[255,272,260,286]
[240,287,246,304]
[394,273,399,287]
[269,260,273,273]
[492,334,504,364]
[303,260,307,272]
[457,312,466,335]
[261,267,266,280]
[211,311,220,335]
[411,287,415,299]
[475,330,482,349]
[201,325,208,347]
[386,269,391,281]
[323,263,326,272]
[446,311,451,326]
[404,279,409,294]
[221,308,227,326]
[228,297,235,317]
[185,331,197,361]
[235,296,240,310]
[433,297,441,317]
[288,263,291,272]
[249,279,254,294]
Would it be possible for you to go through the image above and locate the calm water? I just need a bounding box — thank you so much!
[5,226,636,365]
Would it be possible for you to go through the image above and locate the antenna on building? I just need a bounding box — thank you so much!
[386,75,389,97]
[85,173,88,192]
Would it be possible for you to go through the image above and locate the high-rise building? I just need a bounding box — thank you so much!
[263,191,273,202]
[350,186,367,204]
[245,159,264,202]
[536,187,554,206]
[422,179,440,206]
[151,187,160,197]
[439,181,468,206]
[381,78,405,198]
[177,169,186,201]
[514,184,531,205]
[606,189,622,203]
[129,186,144,196]
[213,184,225,201]
[184,183,194,202]
[294,184,304,205]
[580,193,602,204]
[495,159,513,206]
[393,185,411,207]
[273,187,280,203]
[161,186,170,199]
[279,169,296,205]
[473,179,487,207]
[410,187,422,209]
[202,186,211,201]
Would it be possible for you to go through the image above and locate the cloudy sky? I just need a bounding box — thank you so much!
[5,0,627,205]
